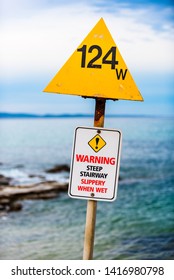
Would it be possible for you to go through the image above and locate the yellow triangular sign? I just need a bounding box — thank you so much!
[44,18,143,101]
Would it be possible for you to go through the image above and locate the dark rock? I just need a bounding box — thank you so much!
[26,192,59,200]
[0,198,11,205]
[28,174,35,178]
[9,202,22,212]
[45,164,70,173]
[0,174,11,185]
[0,204,5,211]
[15,164,24,169]
[28,174,45,179]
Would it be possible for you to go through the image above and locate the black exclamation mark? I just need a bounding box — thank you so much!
[95,137,99,149]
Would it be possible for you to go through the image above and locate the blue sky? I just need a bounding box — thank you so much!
[0,0,174,116]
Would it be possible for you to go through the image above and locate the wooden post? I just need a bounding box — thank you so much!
[83,98,106,260]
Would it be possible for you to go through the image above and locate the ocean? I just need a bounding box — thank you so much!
[0,117,174,260]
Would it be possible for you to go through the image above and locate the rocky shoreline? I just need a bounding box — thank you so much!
[0,164,69,214]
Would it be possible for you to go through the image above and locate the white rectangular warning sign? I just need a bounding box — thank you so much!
[68,126,122,202]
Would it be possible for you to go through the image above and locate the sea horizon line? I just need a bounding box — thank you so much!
[0,112,173,119]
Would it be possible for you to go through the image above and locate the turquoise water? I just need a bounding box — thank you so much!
[0,117,174,259]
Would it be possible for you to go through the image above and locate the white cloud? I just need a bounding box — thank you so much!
[0,1,174,81]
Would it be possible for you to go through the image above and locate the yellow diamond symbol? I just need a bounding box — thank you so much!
[88,134,106,153]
